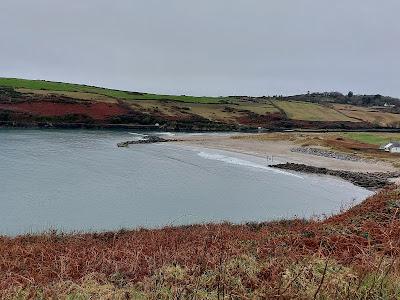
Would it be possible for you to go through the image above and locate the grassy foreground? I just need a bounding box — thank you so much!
[1,186,400,299]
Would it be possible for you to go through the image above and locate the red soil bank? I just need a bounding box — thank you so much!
[0,102,130,120]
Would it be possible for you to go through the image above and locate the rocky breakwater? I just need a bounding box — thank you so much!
[117,135,179,147]
[291,147,362,162]
[270,163,400,190]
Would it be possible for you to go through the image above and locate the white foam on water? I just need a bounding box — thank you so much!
[156,132,175,136]
[185,132,233,137]
[128,132,148,137]
[197,151,303,178]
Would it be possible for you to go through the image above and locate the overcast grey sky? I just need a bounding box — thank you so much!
[0,0,399,97]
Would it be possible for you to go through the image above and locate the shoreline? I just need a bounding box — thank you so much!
[4,122,400,133]
[173,133,400,189]
[175,134,397,172]
[177,142,395,191]
[270,163,399,190]
[3,127,398,189]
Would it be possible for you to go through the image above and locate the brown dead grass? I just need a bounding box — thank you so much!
[1,186,400,299]
[16,88,119,103]
[334,104,400,127]
[130,101,247,123]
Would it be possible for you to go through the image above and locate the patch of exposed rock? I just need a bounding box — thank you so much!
[270,163,400,190]
[117,135,178,147]
[291,147,362,162]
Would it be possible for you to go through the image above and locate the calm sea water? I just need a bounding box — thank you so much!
[0,129,372,235]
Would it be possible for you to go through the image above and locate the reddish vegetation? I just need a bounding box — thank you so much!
[236,112,373,130]
[0,101,130,120]
[236,112,284,125]
[0,93,376,130]
[325,137,378,151]
[0,186,399,297]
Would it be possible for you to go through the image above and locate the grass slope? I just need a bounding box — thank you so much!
[341,132,400,145]
[272,100,357,122]
[0,77,229,104]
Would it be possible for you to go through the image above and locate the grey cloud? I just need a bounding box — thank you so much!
[0,0,399,97]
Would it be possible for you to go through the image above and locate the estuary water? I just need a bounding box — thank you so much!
[0,129,373,235]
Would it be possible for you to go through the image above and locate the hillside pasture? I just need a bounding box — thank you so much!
[340,132,400,146]
[334,104,400,127]
[0,78,230,104]
[131,101,249,123]
[15,88,119,103]
[273,100,357,122]
[3,77,400,129]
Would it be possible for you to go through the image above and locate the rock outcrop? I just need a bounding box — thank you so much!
[117,136,178,147]
[270,163,399,190]
[291,147,362,162]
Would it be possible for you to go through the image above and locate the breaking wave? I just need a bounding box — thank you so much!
[156,132,175,137]
[128,132,147,141]
[197,151,303,178]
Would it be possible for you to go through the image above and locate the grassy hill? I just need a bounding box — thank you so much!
[0,77,229,104]
[1,77,400,130]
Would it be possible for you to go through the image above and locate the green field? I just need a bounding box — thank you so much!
[0,77,229,104]
[341,132,400,145]
[272,100,356,122]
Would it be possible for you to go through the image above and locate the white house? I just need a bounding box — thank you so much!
[380,142,400,153]
[391,145,400,153]
[380,142,394,152]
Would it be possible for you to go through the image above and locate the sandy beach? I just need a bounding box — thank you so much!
[177,133,398,174]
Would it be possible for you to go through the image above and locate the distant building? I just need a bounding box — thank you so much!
[391,145,400,153]
[380,142,400,153]
[384,103,395,108]
[380,142,394,151]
